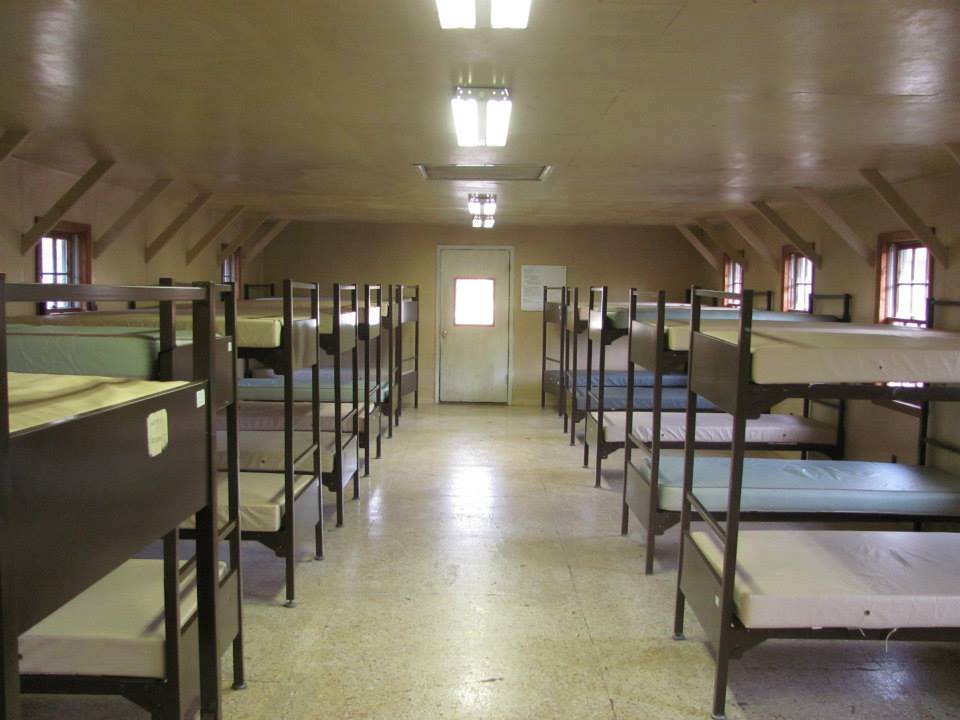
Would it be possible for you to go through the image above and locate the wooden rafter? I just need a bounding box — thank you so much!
[0,129,29,164]
[751,200,822,268]
[722,212,777,270]
[21,159,114,254]
[859,168,948,267]
[144,192,212,262]
[696,220,746,267]
[243,219,291,263]
[218,215,269,263]
[186,205,245,265]
[793,187,874,266]
[93,178,172,258]
[675,224,722,271]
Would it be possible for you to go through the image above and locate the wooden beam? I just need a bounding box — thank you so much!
[243,219,291,263]
[93,178,172,258]
[751,200,822,268]
[219,215,269,263]
[186,205,245,265]
[0,129,29,164]
[144,192,212,262]
[21,159,114,254]
[696,220,746,267]
[675,224,722,271]
[945,142,960,169]
[793,186,874,266]
[859,168,948,267]
[723,212,777,270]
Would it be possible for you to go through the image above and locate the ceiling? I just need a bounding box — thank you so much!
[1,0,959,226]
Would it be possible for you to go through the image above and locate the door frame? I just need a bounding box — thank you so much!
[435,244,515,405]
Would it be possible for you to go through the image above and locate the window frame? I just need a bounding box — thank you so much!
[876,230,933,328]
[781,248,815,313]
[221,248,242,289]
[34,220,93,314]
[722,255,744,307]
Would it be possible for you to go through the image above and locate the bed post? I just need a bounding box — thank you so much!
[541,286,548,408]
[385,284,394,439]
[351,285,361,500]
[644,290,669,575]
[0,274,21,720]
[394,284,403,427]
[333,283,345,527]
[569,287,580,447]
[160,529,186,718]
[593,286,608,487]
[362,284,372,477]
[621,288,638,536]
[373,285,383,458]
[413,285,420,410]
[311,282,324,560]
[560,287,568,426]
[583,288,595,468]
[673,285,703,640]
[281,279,298,605]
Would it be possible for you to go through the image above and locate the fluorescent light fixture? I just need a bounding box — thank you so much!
[483,216,496,229]
[482,197,497,216]
[472,215,483,228]
[435,0,476,28]
[491,0,532,28]
[452,86,512,147]
[467,193,497,217]
[467,195,483,215]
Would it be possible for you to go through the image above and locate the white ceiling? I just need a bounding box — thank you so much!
[1,0,959,225]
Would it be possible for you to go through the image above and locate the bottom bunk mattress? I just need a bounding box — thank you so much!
[692,530,960,629]
[633,455,960,515]
[217,430,336,474]
[575,386,715,412]
[544,369,687,389]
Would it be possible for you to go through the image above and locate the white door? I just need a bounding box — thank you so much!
[438,247,511,403]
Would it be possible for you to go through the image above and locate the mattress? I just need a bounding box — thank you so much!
[576,386,715,412]
[544,369,687,389]
[182,472,317,532]
[651,314,841,352]
[626,411,835,446]
[238,376,385,404]
[218,430,336,474]
[20,559,203,678]
[692,530,960,629]
[8,372,188,434]
[231,401,372,433]
[636,455,960,515]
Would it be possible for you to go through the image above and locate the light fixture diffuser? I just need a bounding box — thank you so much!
[472,215,483,228]
[482,197,497,216]
[452,86,512,147]
[435,0,476,28]
[483,216,496,229]
[491,0,532,28]
[467,195,483,215]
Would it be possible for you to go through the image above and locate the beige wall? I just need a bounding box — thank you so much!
[1,157,225,309]
[704,170,960,467]
[259,222,715,406]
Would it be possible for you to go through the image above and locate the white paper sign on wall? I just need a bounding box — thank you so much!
[521,265,567,311]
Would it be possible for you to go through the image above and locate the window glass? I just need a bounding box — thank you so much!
[783,252,814,312]
[723,257,743,307]
[454,278,495,326]
[885,243,930,326]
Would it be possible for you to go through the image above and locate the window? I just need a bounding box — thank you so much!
[35,221,92,313]
[782,250,814,312]
[722,256,743,307]
[877,231,932,328]
[221,250,241,288]
[454,277,495,326]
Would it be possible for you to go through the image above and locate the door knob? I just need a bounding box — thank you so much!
[441,329,448,338]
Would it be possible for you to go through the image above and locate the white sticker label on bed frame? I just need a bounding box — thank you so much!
[196,389,206,408]
[147,409,169,457]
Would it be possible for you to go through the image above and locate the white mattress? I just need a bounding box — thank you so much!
[219,430,335,473]
[637,455,960,514]
[8,372,188,433]
[20,559,204,678]
[184,472,316,532]
[692,530,960,629]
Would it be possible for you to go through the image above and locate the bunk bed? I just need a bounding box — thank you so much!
[390,284,420,427]
[540,285,568,424]
[673,288,960,720]
[1,278,242,720]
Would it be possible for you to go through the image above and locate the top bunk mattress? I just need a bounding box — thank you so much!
[8,372,189,433]
[692,530,960,629]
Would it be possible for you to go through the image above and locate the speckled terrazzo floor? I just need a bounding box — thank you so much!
[23,405,960,719]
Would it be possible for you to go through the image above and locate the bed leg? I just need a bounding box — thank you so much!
[620,502,629,535]
[353,472,360,500]
[363,438,370,477]
[563,412,568,434]
[232,635,247,690]
[284,549,296,608]
[710,640,732,720]
[594,451,602,489]
[582,440,589,468]
[336,487,344,527]
[673,587,686,641]
[315,485,325,561]
[644,526,656,575]
[376,431,382,459]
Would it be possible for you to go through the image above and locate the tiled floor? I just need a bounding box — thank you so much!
[24,405,960,719]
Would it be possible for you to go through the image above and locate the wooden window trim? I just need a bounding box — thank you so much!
[875,229,933,325]
[781,247,815,313]
[34,220,93,314]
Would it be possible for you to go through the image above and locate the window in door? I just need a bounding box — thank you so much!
[722,256,743,307]
[454,277,495,326]
[878,233,932,328]
[35,221,92,313]
[782,250,814,312]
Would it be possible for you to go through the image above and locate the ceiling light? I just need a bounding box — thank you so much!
[483,216,496,229]
[467,195,483,215]
[435,0,476,28]
[491,0,532,28]
[482,197,497,216]
[451,87,512,147]
[472,215,483,229]
[467,193,497,217]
